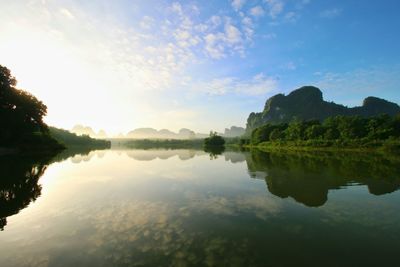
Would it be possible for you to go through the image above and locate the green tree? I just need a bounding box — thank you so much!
[204,132,225,147]
[269,128,284,141]
[305,124,325,140]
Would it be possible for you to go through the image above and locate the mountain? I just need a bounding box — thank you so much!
[224,126,245,137]
[71,125,108,138]
[71,125,97,137]
[126,128,196,139]
[246,86,400,133]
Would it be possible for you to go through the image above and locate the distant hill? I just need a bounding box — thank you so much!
[246,86,400,133]
[126,128,196,139]
[224,126,245,137]
[71,125,108,139]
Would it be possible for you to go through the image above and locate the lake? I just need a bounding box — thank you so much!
[1,148,400,267]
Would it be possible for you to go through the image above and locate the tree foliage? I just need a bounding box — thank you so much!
[250,114,400,146]
[0,65,59,149]
[204,131,225,147]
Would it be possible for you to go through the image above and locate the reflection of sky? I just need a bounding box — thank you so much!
[0,150,399,266]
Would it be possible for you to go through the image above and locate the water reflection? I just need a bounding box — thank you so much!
[204,146,225,159]
[124,149,205,161]
[0,155,49,230]
[0,148,107,230]
[0,148,399,266]
[246,150,400,207]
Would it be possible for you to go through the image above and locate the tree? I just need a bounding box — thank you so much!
[305,124,325,140]
[0,65,50,146]
[204,132,225,147]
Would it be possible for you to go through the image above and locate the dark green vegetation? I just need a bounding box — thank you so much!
[204,132,225,147]
[122,138,204,149]
[0,65,110,154]
[246,86,400,133]
[246,149,400,207]
[49,127,110,149]
[0,65,64,152]
[247,114,400,151]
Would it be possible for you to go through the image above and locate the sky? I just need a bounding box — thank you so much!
[1,0,399,135]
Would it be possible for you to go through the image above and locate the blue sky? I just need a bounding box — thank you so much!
[0,0,399,134]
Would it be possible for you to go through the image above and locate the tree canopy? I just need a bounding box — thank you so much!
[0,65,51,147]
[250,114,400,148]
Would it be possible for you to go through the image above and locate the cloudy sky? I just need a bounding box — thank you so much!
[1,0,399,134]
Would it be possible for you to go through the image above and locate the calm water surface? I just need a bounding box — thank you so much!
[1,149,400,267]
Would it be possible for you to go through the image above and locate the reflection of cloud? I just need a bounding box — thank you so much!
[186,193,281,220]
[79,191,281,265]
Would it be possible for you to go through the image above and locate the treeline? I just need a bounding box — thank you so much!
[245,114,400,151]
[49,127,111,149]
[124,139,204,149]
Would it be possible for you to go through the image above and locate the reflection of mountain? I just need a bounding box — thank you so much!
[246,150,400,207]
[125,149,206,161]
[224,151,247,163]
[50,147,105,164]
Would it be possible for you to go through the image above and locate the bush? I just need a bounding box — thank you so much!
[204,132,225,147]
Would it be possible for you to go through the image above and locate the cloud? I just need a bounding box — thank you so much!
[241,16,254,40]
[59,8,75,20]
[225,23,242,44]
[319,8,342,19]
[232,0,246,11]
[284,11,298,23]
[194,73,278,96]
[139,16,154,29]
[262,32,277,39]
[159,3,251,59]
[285,61,296,70]
[265,0,284,19]
[170,2,183,16]
[203,19,247,59]
[204,33,226,59]
[250,6,265,17]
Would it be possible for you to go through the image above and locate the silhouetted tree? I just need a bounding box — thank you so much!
[0,65,57,148]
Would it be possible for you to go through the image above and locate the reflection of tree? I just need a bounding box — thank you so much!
[204,146,225,159]
[0,155,50,230]
[0,147,104,230]
[246,149,400,207]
